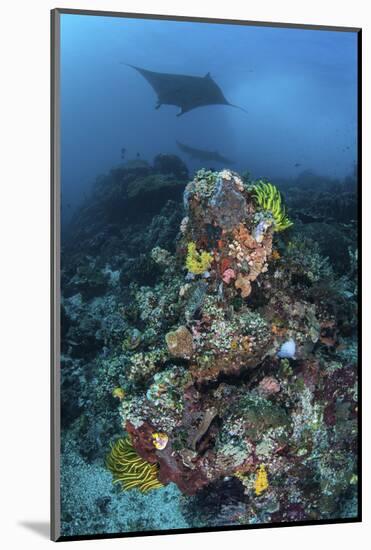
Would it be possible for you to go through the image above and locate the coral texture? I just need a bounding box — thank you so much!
[60,159,358,533]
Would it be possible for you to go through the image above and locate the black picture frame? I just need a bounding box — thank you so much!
[51,8,362,542]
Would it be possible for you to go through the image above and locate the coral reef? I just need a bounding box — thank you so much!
[61,434,188,536]
[60,161,358,534]
[165,326,194,358]
[153,153,189,180]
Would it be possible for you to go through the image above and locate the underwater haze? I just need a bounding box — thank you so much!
[60,14,357,222]
[58,12,359,540]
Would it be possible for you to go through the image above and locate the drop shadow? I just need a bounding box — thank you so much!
[18,521,50,539]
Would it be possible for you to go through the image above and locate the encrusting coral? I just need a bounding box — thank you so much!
[106,437,164,492]
[165,325,194,358]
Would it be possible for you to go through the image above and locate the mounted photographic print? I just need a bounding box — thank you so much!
[51,8,361,541]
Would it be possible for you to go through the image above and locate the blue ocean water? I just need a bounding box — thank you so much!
[60,14,357,219]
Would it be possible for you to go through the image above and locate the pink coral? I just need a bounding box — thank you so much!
[222,268,236,284]
[258,376,281,396]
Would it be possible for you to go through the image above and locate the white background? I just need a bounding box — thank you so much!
[0,0,369,548]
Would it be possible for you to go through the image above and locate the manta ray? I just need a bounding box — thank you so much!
[126,64,247,116]
[176,140,234,165]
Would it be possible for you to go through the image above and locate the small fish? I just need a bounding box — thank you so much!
[294,163,301,168]
[121,147,126,159]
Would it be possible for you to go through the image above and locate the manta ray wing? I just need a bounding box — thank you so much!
[126,64,247,116]
[127,65,182,106]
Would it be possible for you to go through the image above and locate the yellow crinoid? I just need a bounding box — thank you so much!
[252,181,293,232]
[106,437,164,493]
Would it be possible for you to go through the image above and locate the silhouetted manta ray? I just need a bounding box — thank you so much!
[176,140,234,165]
[125,64,248,116]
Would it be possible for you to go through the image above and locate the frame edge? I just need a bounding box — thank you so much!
[51,7,61,543]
